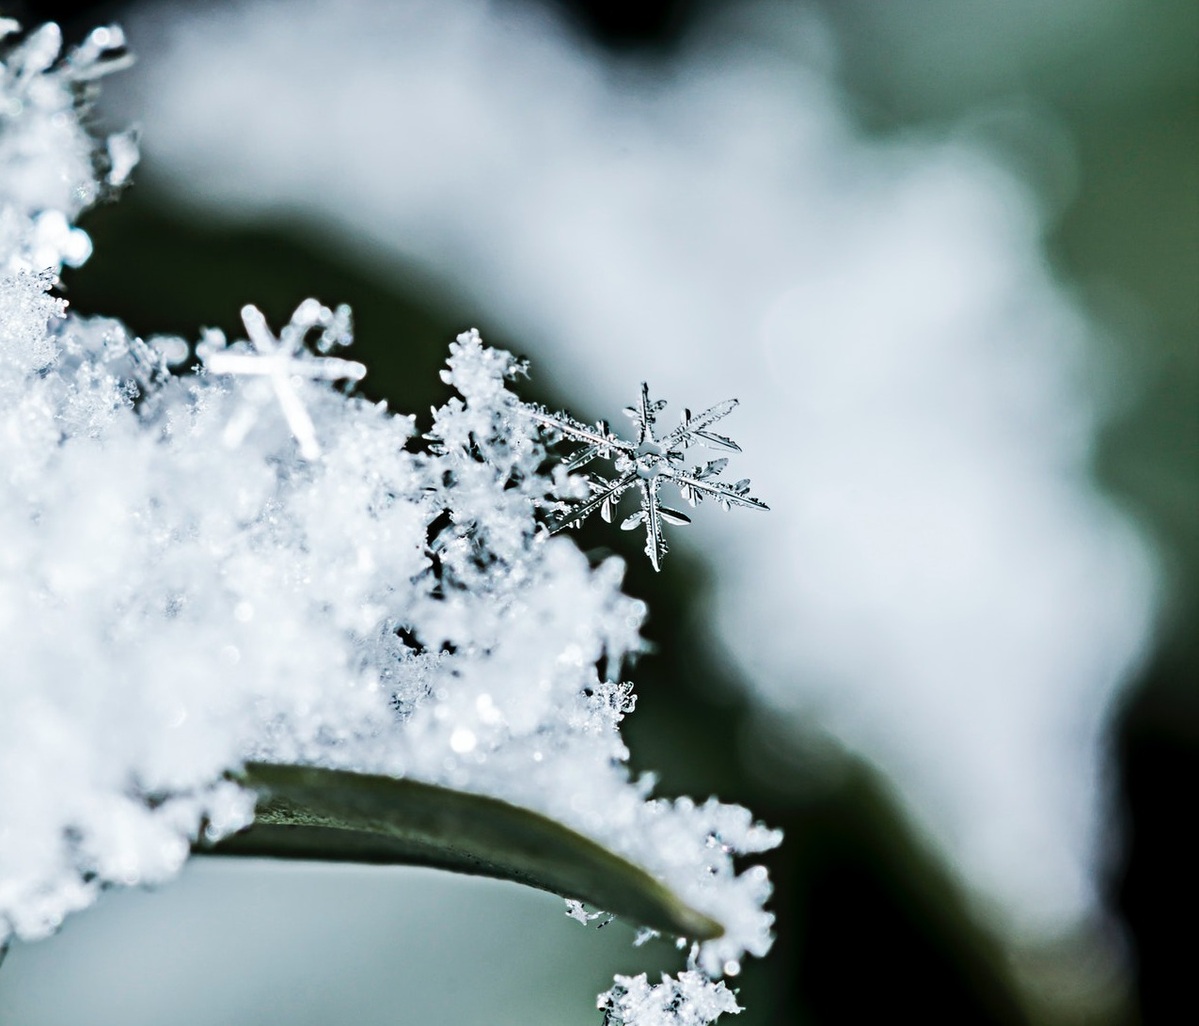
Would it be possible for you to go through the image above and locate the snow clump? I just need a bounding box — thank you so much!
[0,23,776,1026]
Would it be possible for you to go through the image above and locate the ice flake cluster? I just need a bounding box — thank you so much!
[600,970,741,1026]
[0,24,777,1024]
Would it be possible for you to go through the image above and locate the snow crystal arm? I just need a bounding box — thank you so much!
[240,303,279,354]
[201,763,725,942]
[640,478,669,572]
[527,407,632,468]
[627,381,667,446]
[270,375,322,461]
[201,351,275,375]
[562,443,606,472]
[662,398,742,453]
[550,471,638,532]
[623,481,697,571]
[674,459,729,505]
[293,355,367,381]
[667,469,770,512]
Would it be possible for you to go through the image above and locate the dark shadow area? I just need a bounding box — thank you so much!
[1111,625,1199,1024]
[542,0,694,52]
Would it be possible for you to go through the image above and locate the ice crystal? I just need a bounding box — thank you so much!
[199,301,364,459]
[0,23,777,1026]
[529,384,768,570]
[600,970,741,1026]
[565,899,610,926]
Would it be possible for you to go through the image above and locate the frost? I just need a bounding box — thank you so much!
[600,970,740,1026]
[530,385,768,570]
[0,22,777,1024]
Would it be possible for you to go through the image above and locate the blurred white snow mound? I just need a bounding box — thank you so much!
[0,26,778,996]
[0,21,133,273]
[112,0,1157,933]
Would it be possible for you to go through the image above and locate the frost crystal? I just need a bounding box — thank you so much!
[199,301,364,459]
[529,384,768,570]
[565,899,609,926]
[0,23,777,1025]
[599,970,741,1026]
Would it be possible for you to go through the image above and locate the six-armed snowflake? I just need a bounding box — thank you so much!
[528,383,768,570]
[199,300,365,459]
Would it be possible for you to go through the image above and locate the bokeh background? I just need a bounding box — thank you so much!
[0,2,1194,1023]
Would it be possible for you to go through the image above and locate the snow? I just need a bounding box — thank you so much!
[199,302,366,459]
[0,23,776,1026]
[106,0,1158,934]
[600,969,741,1026]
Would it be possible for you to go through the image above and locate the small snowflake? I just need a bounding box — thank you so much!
[200,300,364,459]
[528,383,767,570]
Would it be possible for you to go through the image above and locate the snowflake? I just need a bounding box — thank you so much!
[199,300,365,459]
[528,383,768,570]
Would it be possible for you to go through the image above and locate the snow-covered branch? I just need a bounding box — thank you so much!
[0,23,773,1025]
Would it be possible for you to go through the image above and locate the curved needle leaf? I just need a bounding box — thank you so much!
[196,762,723,941]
